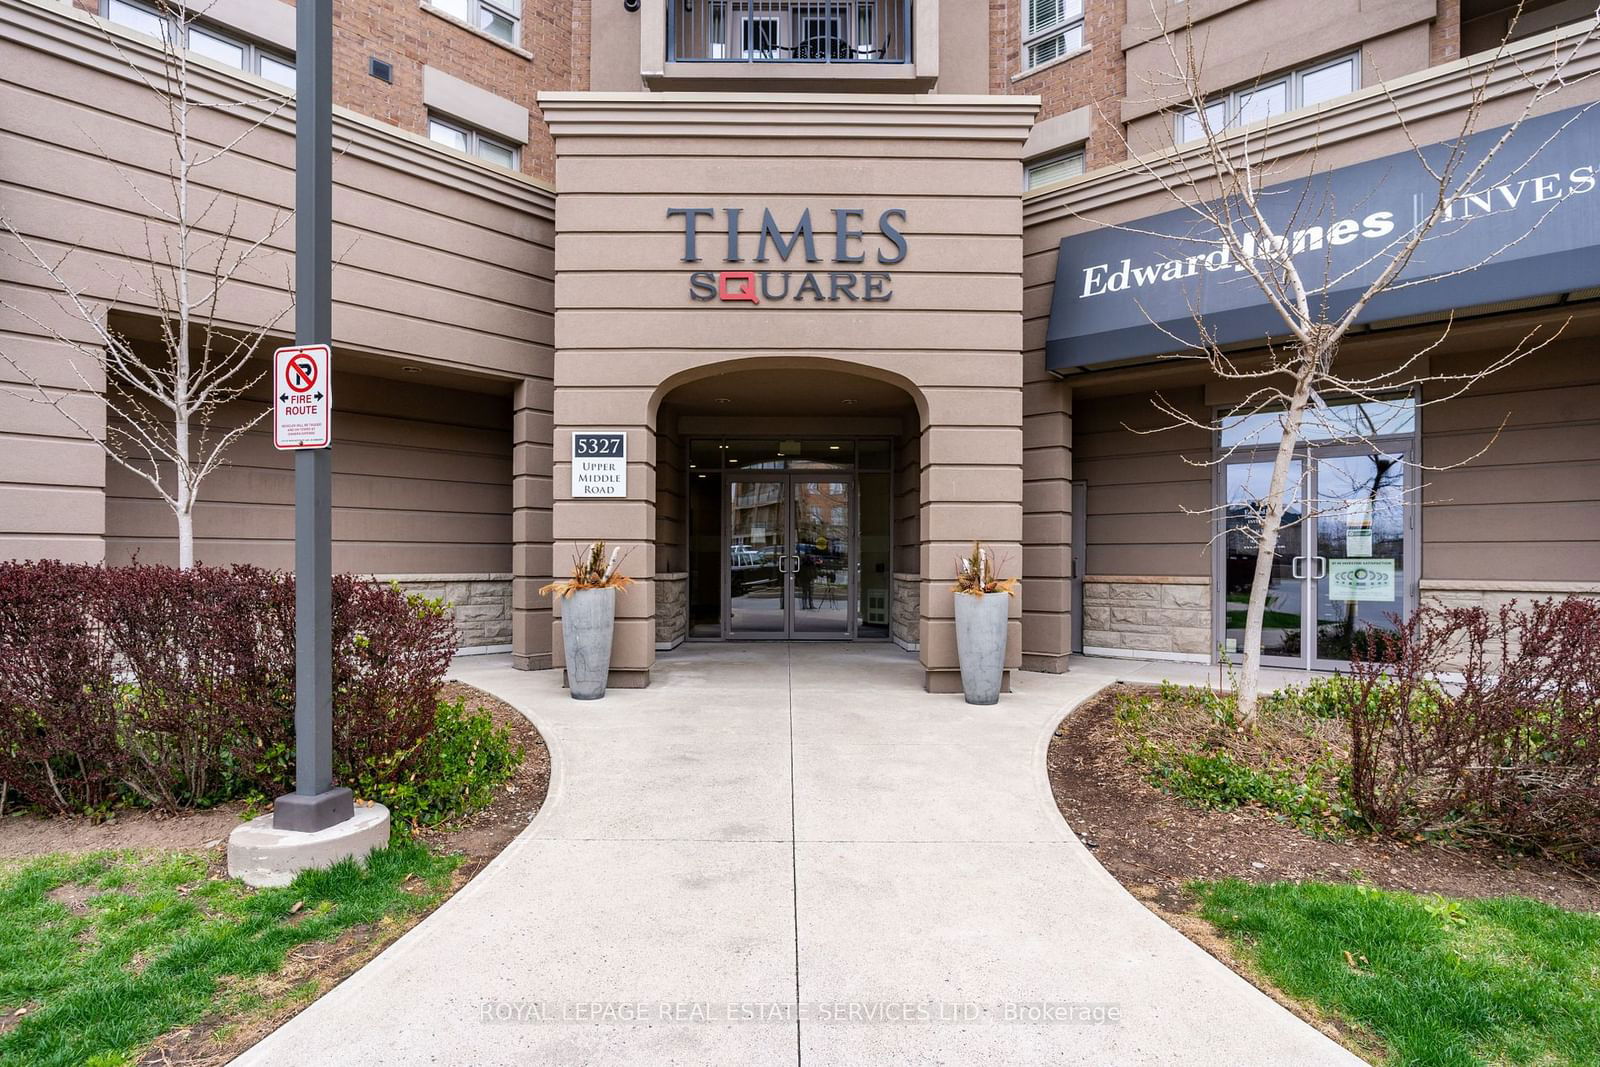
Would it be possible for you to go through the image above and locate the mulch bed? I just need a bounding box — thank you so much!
[1048,684,1600,915]
[1049,683,1600,1059]
[97,681,549,1067]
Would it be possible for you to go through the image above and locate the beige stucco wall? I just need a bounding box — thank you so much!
[0,0,555,652]
[103,364,513,572]
[540,92,1037,690]
[1120,0,1438,130]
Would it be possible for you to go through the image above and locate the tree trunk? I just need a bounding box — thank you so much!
[177,507,194,570]
[1236,367,1316,724]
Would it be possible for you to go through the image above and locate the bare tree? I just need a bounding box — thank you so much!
[1080,2,1600,721]
[1,1,294,568]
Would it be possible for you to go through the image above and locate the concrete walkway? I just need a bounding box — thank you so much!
[237,645,1363,1066]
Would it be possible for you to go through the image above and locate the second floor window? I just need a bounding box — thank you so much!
[431,0,520,46]
[428,114,520,170]
[1024,0,1085,70]
[1025,148,1086,190]
[104,0,296,88]
[1177,53,1360,143]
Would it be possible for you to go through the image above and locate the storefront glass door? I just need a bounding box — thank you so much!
[1222,448,1410,669]
[1223,458,1307,661]
[1311,450,1407,668]
[725,474,854,639]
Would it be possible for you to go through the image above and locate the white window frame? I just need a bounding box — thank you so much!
[1177,52,1360,143]
[427,113,521,170]
[430,0,521,48]
[1023,0,1085,72]
[1025,147,1086,191]
[739,13,783,59]
[102,0,296,88]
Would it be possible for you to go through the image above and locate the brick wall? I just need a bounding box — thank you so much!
[569,0,590,92]
[74,0,578,182]
[991,0,1129,169]
[1430,0,1462,65]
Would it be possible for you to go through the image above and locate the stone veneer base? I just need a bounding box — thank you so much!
[1082,576,1212,659]
[374,573,513,653]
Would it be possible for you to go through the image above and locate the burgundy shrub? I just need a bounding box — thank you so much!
[327,576,457,792]
[1350,597,1600,863]
[0,562,457,814]
[97,564,296,808]
[0,561,120,813]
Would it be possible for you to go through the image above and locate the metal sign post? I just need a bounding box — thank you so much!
[274,0,351,833]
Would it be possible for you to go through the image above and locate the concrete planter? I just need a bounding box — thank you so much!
[954,591,1008,705]
[561,586,616,700]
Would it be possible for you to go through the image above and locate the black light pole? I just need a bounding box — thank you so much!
[275,0,350,832]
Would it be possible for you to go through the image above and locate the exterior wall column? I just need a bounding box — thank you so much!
[919,387,1025,693]
[512,377,554,669]
[1021,379,1073,672]
[550,377,656,688]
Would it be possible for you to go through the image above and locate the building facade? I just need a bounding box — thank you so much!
[3,0,1596,688]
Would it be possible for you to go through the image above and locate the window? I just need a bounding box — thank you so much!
[1220,395,1416,449]
[430,0,520,46]
[1024,0,1085,70]
[103,1,296,88]
[106,0,166,40]
[1025,148,1085,190]
[428,114,520,170]
[1177,53,1359,142]
[741,15,782,59]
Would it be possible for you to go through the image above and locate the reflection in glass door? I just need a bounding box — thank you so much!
[1313,451,1406,668]
[724,475,853,639]
[1223,458,1306,663]
[727,479,788,636]
[791,479,851,637]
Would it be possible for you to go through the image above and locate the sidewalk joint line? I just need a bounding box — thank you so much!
[788,639,802,1066]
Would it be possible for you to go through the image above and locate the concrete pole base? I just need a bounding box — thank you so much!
[227,802,391,888]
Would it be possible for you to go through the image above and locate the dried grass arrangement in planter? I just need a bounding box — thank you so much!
[952,541,1018,597]
[541,542,633,700]
[951,542,1016,706]
[539,541,634,598]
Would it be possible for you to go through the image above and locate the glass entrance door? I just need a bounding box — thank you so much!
[1311,450,1407,669]
[791,478,851,637]
[1222,449,1409,669]
[1223,457,1308,663]
[724,474,853,639]
[727,478,789,637]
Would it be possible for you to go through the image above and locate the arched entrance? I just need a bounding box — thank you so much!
[654,365,921,647]
[538,349,1023,693]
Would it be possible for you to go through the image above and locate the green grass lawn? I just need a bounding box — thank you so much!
[0,843,458,1067]
[1196,879,1600,1067]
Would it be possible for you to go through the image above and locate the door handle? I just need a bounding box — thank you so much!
[776,555,790,574]
[790,554,802,573]
[1291,555,1305,580]
[1312,556,1328,580]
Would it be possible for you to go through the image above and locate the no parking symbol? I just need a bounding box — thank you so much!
[273,344,332,449]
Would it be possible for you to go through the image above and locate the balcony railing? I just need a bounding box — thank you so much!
[669,1,913,64]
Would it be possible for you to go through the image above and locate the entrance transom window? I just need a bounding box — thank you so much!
[1217,396,1417,670]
